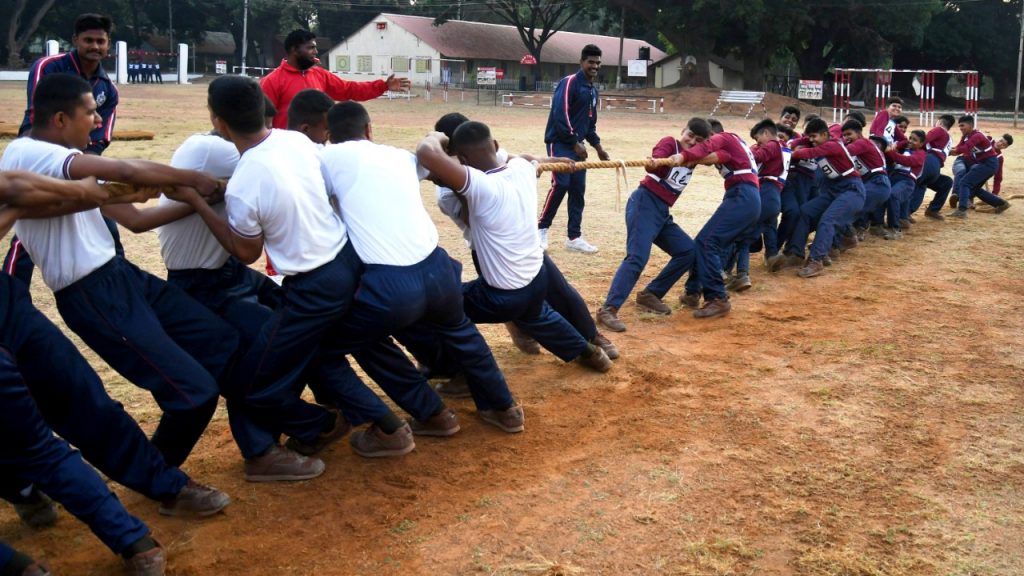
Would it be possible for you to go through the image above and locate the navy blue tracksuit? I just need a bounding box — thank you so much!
[684,182,761,301]
[54,256,239,468]
[1,274,149,555]
[787,176,865,261]
[167,257,427,458]
[539,69,602,240]
[605,185,695,308]
[0,273,188,502]
[324,247,515,414]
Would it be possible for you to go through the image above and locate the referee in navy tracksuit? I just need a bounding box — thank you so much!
[537,44,610,254]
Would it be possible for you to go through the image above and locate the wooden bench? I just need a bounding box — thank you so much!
[710,90,767,119]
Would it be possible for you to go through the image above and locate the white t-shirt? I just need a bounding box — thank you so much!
[226,129,346,276]
[457,157,543,290]
[1,137,115,291]
[435,148,508,250]
[320,139,437,266]
[157,133,238,270]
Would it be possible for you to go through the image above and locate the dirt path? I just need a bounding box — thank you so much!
[0,84,1021,575]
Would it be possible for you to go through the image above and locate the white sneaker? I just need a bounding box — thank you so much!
[565,237,598,254]
[538,228,549,250]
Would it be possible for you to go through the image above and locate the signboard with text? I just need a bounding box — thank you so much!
[798,79,823,100]
[477,67,496,85]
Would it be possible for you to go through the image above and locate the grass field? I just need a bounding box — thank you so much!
[0,82,1022,576]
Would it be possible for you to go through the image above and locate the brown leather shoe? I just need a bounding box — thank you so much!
[504,322,541,355]
[350,423,416,457]
[692,297,731,319]
[636,289,671,315]
[798,258,825,278]
[285,409,351,456]
[679,293,701,309]
[596,305,626,332]
[158,480,230,517]
[434,372,472,398]
[577,343,612,373]
[124,545,167,576]
[244,444,325,482]
[409,407,461,437]
[479,404,525,433]
[591,332,619,360]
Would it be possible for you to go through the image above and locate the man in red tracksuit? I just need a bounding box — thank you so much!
[260,29,410,130]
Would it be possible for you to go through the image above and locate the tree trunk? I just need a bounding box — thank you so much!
[6,0,58,69]
[742,55,765,92]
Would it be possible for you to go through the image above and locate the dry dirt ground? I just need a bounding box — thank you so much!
[0,83,1023,576]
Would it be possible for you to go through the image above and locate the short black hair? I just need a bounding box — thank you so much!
[841,119,863,133]
[707,118,724,134]
[581,44,601,60]
[777,125,795,140]
[287,89,333,130]
[781,105,801,119]
[804,113,821,126]
[958,114,975,125]
[804,118,829,135]
[32,73,93,128]
[886,97,903,106]
[208,75,266,134]
[893,115,910,126]
[910,129,927,142]
[687,117,711,139]
[327,101,370,143]
[435,112,470,139]
[938,114,956,129]
[750,119,777,139]
[74,13,113,36]
[1002,133,1014,146]
[450,120,492,154]
[285,30,316,53]
[845,110,866,126]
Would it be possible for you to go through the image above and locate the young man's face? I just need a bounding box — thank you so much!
[62,93,101,150]
[779,112,799,129]
[887,102,903,116]
[996,138,1010,151]
[580,55,601,82]
[908,133,924,150]
[958,121,973,136]
[897,121,909,134]
[842,129,861,144]
[808,131,828,146]
[679,128,704,149]
[292,40,318,70]
[73,28,110,65]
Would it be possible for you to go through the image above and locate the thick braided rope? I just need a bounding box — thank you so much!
[101,179,229,199]
[536,157,683,173]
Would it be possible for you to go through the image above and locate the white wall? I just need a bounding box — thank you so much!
[655,55,742,90]
[326,16,442,85]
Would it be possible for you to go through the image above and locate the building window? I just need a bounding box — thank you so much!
[392,56,409,73]
[357,55,372,73]
[335,55,350,72]
[415,58,431,73]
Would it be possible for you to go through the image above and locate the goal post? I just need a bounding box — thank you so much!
[832,68,980,127]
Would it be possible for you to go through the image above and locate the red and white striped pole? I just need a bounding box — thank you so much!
[659,97,664,114]
[844,70,851,119]
[875,70,881,112]
[833,69,839,123]
[928,72,936,126]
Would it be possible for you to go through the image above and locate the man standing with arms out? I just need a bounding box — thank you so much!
[6,13,123,285]
[538,44,610,254]
[261,29,410,130]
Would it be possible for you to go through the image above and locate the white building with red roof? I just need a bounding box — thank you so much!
[325,13,665,90]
